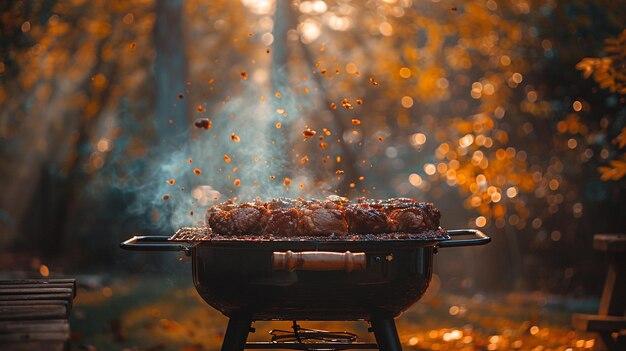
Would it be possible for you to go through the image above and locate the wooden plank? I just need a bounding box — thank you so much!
[0,300,69,307]
[0,288,73,295]
[0,293,73,302]
[0,279,76,298]
[0,283,75,291]
[0,279,76,285]
[0,305,69,321]
[572,313,626,332]
[0,301,71,318]
[0,331,70,342]
[0,279,75,350]
[598,257,626,316]
[0,341,67,351]
[0,320,69,333]
[0,320,70,342]
[594,234,626,252]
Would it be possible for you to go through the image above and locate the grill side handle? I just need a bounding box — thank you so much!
[437,229,491,248]
[272,251,366,272]
[120,236,191,255]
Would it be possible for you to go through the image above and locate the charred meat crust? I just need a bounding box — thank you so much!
[297,200,348,236]
[207,203,268,236]
[344,204,393,234]
[206,197,440,236]
[263,208,299,237]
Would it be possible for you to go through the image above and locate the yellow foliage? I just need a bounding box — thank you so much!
[576,30,626,94]
[599,157,626,181]
[1,0,623,232]
[576,29,626,179]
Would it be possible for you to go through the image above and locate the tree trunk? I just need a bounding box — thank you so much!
[154,0,188,145]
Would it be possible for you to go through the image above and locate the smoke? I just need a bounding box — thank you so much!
[101,65,341,233]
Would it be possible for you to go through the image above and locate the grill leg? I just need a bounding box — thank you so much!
[221,318,252,351]
[371,319,402,351]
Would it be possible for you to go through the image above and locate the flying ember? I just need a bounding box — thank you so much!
[302,128,317,139]
[194,118,212,129]
[283,177,292,187]
[341,98,353,109]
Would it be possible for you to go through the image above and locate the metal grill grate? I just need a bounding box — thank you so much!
[168,226,449,243]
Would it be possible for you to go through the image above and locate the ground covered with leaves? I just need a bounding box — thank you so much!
[69,275,599,351]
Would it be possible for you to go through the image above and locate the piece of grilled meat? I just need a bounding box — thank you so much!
[353,197,441,232]
[263,207,299,237]
[207,201,269,236]
[344,203,395,234]
[205,197,440,236]
[297,199,348,236]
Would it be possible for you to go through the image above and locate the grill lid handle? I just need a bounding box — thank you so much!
[437,229,491,248]
[120,236,191,255]
[272,251,366,272]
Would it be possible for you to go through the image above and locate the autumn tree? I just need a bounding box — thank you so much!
[0,0,624,292]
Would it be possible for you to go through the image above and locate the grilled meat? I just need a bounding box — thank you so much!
[388,207,425,232]
[205,197,440,236]
[207,209,232,235]
[297,200,348,236]
[386,202,441,232]
[352,197,441,232]
[263,208,299,237]
[230,204,269,235]
[345,203,395,234]
[207,202,269,236]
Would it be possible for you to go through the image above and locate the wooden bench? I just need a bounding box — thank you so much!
[0,279,76,351]
[572,234,626,351]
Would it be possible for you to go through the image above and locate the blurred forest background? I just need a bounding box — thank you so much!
[0,0,625,296]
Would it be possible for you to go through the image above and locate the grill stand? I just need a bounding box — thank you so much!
[370,319,402,351]
[222,318,400,350]
[222,318,253,351]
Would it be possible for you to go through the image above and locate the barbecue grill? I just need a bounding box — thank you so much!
[121,227,490,350]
